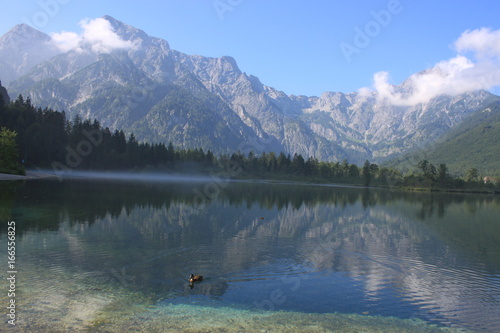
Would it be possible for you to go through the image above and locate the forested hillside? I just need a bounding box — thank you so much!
[425,101,500,176]
[389,101,500,177]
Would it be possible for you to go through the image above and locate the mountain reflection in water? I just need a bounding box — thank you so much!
[1,177,499,332]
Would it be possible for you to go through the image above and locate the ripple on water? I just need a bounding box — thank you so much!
[353,251,500,331]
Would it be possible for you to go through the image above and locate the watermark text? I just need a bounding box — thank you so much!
[6,221,16,326]
[340,0,405,63]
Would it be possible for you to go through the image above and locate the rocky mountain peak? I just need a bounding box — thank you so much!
[0,24,61,85]
[101,15,167,50]
[2,23,52,42]
[1,19,498,164]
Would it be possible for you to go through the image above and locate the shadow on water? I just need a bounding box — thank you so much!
[0,176,499,331]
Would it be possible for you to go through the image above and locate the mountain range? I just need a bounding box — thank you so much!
[1,15,499,166]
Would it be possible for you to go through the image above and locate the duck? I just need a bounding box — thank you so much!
[189,274,203,283]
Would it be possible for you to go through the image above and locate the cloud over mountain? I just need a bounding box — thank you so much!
[364,27,500,106]
[51,17,136,53]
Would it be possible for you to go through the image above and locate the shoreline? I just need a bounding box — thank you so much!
[0,170,497,195]
[0,171,57,181]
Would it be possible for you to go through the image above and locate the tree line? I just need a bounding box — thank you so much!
[0,95,215,173]
[0,95,394,185]
[0,94,497,191]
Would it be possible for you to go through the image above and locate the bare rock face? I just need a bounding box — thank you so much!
[1,16,498,163]
[0,81,9,105]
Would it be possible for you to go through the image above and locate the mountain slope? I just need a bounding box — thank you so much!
[426,101,500,175]
[388,101,500,176]
[1,16,499,165]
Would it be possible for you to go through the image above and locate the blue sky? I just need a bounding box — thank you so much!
[1,0,500,97]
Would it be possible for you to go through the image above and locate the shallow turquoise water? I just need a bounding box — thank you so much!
[1,176,499,331]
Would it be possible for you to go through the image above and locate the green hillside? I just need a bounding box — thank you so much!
[390,101,500,177]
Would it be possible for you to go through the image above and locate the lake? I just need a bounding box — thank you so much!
[1,175,499,332]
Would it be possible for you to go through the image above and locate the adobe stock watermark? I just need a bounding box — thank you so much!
[179,135,274,224]
[253,271,306,311]
[213,0,243,20]
[99,266,136,288]
[6,221,17,326]
[340,0,407,64]
[253,229,338,311]
[49,81,157,181]
[23,0,71,30]
[51,128,103,181]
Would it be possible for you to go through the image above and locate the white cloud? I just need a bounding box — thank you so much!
[51,31,80,52]
[51,17,135,54]
[363,27,500,106]
[455,27,500,59]
[80,18,135,53]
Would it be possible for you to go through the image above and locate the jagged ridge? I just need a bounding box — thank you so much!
[1,16,498,164]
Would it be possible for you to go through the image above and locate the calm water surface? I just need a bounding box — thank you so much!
[1,176,499,332]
